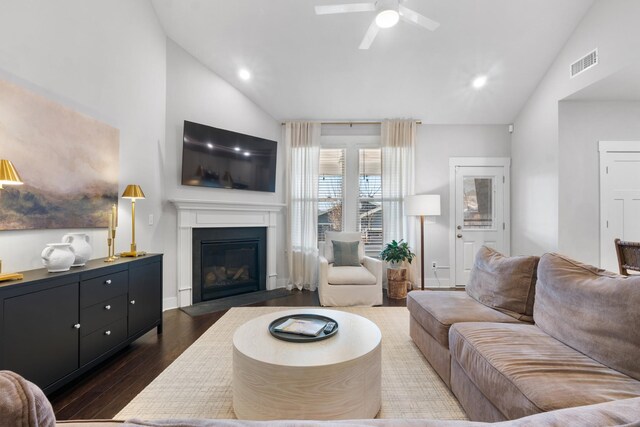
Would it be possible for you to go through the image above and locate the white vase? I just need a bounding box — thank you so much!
[41,243,75,273]
[62,233,92,267]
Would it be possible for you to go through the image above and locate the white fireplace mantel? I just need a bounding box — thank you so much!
[171,198,285,307]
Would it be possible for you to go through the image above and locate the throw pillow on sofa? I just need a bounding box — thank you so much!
[466,246,539,322]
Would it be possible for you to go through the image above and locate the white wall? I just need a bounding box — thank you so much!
[511,0,640,256]
[558,101,640,266]
[0,1,166,273]
[415,125,511,285]
[162,39,284,309]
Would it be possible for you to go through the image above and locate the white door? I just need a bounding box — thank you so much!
[599,142,640,272]
[452,163,509,286]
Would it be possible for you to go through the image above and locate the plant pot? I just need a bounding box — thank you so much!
[387,267,408,299]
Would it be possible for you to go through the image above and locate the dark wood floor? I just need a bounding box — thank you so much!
[49,289,407,420]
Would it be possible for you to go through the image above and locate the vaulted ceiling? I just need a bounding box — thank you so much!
[151,0,595,123]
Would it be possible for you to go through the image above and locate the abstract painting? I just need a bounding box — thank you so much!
[0,79,119,230]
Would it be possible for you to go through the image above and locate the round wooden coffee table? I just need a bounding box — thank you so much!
[232,308,382,420]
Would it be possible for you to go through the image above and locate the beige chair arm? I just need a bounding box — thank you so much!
[363,256,383,287]
[319,255,329,286]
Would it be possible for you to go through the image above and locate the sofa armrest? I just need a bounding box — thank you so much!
[363,256,383,287]
[319,255,329,286]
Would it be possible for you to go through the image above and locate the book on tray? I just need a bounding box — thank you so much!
[274,318,327,336]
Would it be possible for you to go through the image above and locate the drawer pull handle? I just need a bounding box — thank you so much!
[73,323,81,329]
[105,279,112,285]
[104,330,111,336]
[104,305,111,310]
[130,300,136,305]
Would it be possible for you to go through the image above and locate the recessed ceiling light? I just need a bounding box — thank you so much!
[238,68,251,81]
[234,147,241,152]
[206,143,214,149]
[472,75,488,89]
[375,9,400,28]
[243,151,251,157]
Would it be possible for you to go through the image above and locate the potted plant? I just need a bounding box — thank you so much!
[380,239,415,268]
[380,240,416,299]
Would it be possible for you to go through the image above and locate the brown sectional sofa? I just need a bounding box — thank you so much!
[408,249,640,422]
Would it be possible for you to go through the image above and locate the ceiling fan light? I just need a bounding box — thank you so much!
[375,9,399,28]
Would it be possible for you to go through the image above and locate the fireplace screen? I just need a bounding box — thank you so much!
[202,241,257,291]
[193,227,267,303]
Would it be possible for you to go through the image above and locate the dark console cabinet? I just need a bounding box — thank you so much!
[0,254,162,395]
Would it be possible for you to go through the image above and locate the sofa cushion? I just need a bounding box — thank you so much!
[466,246,539,322]
[325,231,365,264]
[332,240,361,267]
[449,322,640,420]
[407,291,521,348]
[327,265,377,286]
[535,253,640,381]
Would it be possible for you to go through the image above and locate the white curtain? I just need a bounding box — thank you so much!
[381,119,417,284]
[285,122,321,290]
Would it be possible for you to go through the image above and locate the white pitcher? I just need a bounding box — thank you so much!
[62,233,92,267]
[41,243,75,273]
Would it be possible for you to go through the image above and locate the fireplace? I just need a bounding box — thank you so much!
[192,227,267,303]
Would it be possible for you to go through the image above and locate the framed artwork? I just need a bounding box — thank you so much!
[0,78,119,230]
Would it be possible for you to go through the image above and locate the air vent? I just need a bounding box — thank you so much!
[570,49,598,78]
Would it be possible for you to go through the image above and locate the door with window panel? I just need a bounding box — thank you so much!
[317,149,345,245]
[454,166,507,285]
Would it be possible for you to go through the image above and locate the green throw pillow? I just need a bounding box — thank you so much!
[332,241,361,267]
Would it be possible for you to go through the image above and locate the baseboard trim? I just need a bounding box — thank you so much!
[163,296,178,311]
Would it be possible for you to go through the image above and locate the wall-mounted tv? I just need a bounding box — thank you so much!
[181,120,277,193]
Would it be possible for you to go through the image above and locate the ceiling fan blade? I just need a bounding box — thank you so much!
[315,3,376,15]
[359,19,379,49]
[398,4,440,31]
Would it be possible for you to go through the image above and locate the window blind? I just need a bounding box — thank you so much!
[358,149,383,255]
[318,149,345,243]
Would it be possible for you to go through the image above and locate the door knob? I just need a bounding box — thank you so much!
[457,225,462,230]
[104,330,111,336]
[73,323,81,329]
[104,305,111,310]
[130,300,136,305]
[457,234,463,238]
[105,279,112,285]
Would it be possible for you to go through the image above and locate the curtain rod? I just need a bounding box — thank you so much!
[280,120,422,126]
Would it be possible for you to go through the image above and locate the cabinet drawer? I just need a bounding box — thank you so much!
[80,317,127,366]
[80,270,128,308]
[80,294,127,336]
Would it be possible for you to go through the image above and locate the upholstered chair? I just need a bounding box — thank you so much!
[318,231,383,306]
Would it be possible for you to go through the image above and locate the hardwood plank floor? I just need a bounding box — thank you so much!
[49,289,407,420]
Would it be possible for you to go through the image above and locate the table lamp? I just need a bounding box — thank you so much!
[0,159,25,281]
[404,194,441,290]
[119,184,146,257]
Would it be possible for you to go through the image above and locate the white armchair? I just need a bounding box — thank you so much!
[318,232,383,307]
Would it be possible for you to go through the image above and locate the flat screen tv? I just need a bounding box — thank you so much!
[181,120,277,192]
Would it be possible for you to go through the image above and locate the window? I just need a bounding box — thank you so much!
[358,149,383,254]
[317,145,383,257]
[317,149,345,242]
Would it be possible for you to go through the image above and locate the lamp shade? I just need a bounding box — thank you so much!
[121,184,145,199]
[0,159,23,186]
[404,194,441,216]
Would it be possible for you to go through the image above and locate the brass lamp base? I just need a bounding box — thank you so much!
[119,251,147,258]
[0,272,24,282]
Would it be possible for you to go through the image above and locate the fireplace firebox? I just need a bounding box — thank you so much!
[192,227,267,303]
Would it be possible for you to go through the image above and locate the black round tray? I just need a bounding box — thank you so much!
[268,314,339,343]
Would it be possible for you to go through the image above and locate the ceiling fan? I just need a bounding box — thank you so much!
[314,0,440,49]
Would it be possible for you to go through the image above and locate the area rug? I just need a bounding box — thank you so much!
[115,307,467,421]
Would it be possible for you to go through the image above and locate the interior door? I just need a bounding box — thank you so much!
[600,145,640,272]
[454,166,507,285]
